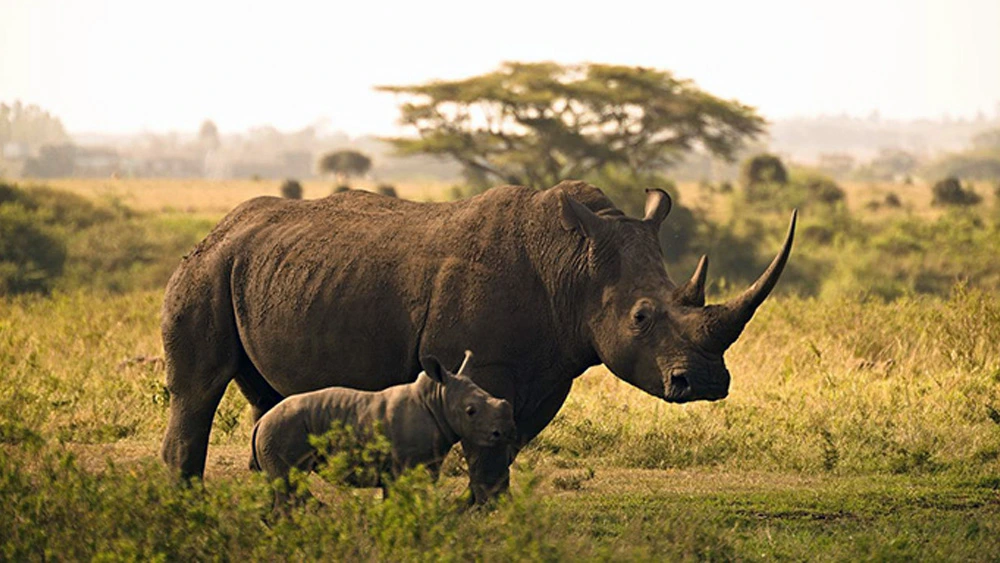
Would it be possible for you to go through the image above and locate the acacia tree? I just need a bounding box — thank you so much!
[377,62,765,189]
[198,119,220,150]
[318,150,372,185]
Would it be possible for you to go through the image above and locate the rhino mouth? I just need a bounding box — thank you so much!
[663,372,728,403]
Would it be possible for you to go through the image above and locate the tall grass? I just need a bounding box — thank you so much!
[535,287,1000,475]
[1,440,748,561]
[3,288,998,477]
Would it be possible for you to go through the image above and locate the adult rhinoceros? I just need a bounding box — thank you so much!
[160,180,795,501]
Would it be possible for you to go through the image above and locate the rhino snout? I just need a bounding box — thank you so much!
[491,425,516,442]
[490,399,516,442]
[663,368,729,403]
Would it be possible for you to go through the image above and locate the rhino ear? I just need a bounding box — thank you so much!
[420,355,447,384]
[559,193,605,239]
[643,189,672,228]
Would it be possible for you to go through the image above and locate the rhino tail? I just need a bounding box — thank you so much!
[249,422,262,472]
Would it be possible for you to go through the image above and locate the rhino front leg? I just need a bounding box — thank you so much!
[459,380,573,504]
[461,441,512,504]
[513,379,573,450]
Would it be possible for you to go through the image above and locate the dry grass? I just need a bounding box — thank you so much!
[40,177,454,214]
[2,287,1000,560]
[32,177,989,220]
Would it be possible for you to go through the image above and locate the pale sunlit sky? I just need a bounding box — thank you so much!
[2,0,999,136]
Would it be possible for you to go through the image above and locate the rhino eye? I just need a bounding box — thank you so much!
[465,405,477,417]
[631,301,655,330]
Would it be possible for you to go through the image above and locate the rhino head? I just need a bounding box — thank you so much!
[561,188,796,403]
[421,351,517,447]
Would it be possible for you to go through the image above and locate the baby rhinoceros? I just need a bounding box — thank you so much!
[251,351,516,502]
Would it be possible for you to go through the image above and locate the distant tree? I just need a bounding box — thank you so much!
[931,176,981,207]
[376,184,398,198]
[858,149,919,181]
[377,62,764,191]
[280,178,303,199]
[22,144,76,178]
[0,101,69,148]
[816,153,855,179]
[928,151,1000,180]
[318,150,372,186]
[332,185,352,194]
[0,104,10,146]
[742,153,788,187]
[971,128,1000,151]
[198,119,220,150]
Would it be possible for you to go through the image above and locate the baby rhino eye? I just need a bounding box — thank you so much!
[465,405,477,417]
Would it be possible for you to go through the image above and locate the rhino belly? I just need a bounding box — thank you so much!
[231,247,427,397]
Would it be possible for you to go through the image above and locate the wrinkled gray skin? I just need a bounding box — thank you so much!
[161,180,795,502]
[251,353,515,501]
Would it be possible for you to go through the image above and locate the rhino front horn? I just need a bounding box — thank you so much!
[712,210,797,349]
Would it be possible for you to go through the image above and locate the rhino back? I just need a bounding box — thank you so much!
[187,187,571,401]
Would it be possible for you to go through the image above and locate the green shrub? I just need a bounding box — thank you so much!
[2,437,710,561]
[741,153,788,187]
[58,213,213,293]
[801,172,845,204]
[0,182,213,295]
[744,168,844,211]
[0,202,67,294]
[932,177,981,207]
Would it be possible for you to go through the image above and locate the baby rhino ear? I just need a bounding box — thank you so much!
[420,355,447,384]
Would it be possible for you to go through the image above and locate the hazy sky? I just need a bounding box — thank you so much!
[2,0,999,136]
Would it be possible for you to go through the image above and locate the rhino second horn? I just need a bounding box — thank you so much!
[675,255,708,307]
[712,210,797,348]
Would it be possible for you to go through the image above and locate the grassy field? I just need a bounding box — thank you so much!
[2,288,999,560]
[39,176,991,213]
[2,177,1000,560]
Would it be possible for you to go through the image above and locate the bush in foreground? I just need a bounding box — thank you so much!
[0,438,735,561]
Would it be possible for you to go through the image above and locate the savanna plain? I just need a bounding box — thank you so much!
[2,177,1000,561]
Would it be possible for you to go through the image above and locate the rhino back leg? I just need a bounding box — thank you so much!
[160,264,244,480]
[233,360,284,423]
[234,362,284,471]
[461,441,512,504]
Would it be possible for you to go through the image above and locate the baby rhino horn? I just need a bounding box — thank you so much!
[455,350,473,376]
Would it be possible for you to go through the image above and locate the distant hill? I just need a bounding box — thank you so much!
[18,112,999,183]
[768,113,1000,163]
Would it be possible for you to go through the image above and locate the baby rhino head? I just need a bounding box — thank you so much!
[421,351,516,448]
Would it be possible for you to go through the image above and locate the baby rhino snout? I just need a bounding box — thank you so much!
[489,398,517,442]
